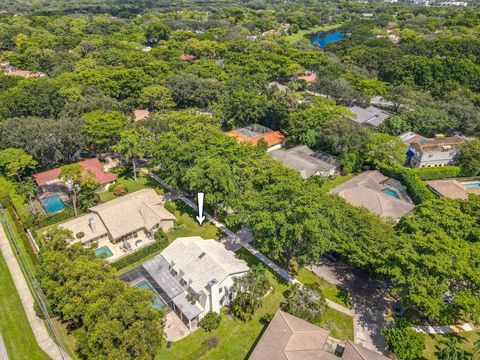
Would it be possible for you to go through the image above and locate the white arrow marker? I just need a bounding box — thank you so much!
[195,192,206,225]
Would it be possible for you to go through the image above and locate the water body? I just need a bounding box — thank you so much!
[309,31,345,48]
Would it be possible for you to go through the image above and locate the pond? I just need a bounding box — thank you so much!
[309,31,346,48]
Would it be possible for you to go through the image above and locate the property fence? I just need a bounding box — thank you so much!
[0,205,71,360]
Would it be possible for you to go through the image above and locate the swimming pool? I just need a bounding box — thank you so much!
[135,279,167,309]
[41,195,65,214]
[462,182,480,188]
[95,245,113,259]
[382,188,401,199]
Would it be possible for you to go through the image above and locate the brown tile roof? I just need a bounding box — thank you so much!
[329,171,414,220]
[133,109,150,122]
[33,158,116,187]
[226,128,286,148]
[249,310,335,360]
[179,54,196,61]
[427,179,480,199]
[411,136,465,153]
[342,341,390,360]
[298,74,317,83]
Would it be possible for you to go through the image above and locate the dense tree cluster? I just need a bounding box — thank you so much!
[38,228,165,359]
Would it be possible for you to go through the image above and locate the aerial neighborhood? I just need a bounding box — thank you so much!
[0,1,479,360]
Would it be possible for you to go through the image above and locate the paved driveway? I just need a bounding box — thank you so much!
[311,259,393,354]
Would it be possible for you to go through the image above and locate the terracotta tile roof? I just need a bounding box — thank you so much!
[33,158,117,186]
[297,74,317,83]
[179,54,196,61]
[226,129,286,148]
[133,109,150,122]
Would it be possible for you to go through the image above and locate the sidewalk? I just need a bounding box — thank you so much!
[0,334,7,360]
[0,224,68,360]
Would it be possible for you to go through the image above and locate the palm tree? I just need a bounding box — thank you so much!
[437,337,466,360]
[115,128,150,181]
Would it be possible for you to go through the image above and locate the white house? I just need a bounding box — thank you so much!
[408,136,465,168]
[136,236,249,330]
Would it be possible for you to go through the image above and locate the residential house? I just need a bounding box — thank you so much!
[1,63,46,78]
[59,189,176,260]
[297,72,317,83]
[347,106,391,129]
[427,179,480,200]
[133,109,150,122]
[121,236,249,331]
[226,124,286,152]
[330,171,414,221]
[271,145,338,179]
[398,132,428,145]
[408,136,465,168]
[33,158,117,195]
[250,310,391,360]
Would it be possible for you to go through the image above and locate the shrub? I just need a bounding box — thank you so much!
[76,231,85,240]
[379,163,435,204]
[231,292,262,321]
[410,166,461,181]
[113,183,128,196]
[281,284,327,323]
[199,311,221,332]
[33,206,76,230]
[381,322,425,360]
[204,335,220,350]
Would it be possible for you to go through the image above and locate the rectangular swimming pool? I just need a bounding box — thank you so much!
[41,195,65,214]
[462,182,480,188]
[135,279,167,309]
[95,245,113,259]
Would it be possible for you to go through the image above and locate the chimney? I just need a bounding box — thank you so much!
[208,279,221,314]
[88,217,96,232]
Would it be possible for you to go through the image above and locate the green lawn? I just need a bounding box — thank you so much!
[164,200,223,241]
[157,249,353,360]
[98,172,164,203]
[0,249,49,360]
[320,173,357,192]
[286,23,342,43]
[423,330,479,359]
[297,268,352,309]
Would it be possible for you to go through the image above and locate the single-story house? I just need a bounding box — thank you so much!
[329,171,414,221]
[249,310,391,360]
[297,72,317,83]
[347,106,391,128]
[271,145,338,178]
[33,158,117,194]
[408,136,465,168]
[60,188,176,246]
[133,109,150,122]
[427,179,480,200]
[226,124,286,152]
[121,236,249,331]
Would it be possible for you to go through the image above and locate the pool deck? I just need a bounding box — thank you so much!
[97,231,155,262]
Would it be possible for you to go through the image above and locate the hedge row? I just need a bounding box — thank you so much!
[379,163,435,204]
[410,166,462,181]
[31,206,76,230]
[111,231,169,270]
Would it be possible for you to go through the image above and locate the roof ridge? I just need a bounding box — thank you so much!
[345,341,367,360]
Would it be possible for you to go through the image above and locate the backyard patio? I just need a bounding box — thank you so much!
[95,230,155,262]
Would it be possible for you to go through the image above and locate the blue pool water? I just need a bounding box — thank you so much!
[135,280,167,309]
[309,31,346,48]
[463,182,480,188]
[41,195,65,214]
[382,188,401,199]
[95,245,113,259]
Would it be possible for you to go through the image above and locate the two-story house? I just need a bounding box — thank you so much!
[408,136,465,168]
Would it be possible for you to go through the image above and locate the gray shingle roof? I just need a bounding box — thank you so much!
[348,106,390,128]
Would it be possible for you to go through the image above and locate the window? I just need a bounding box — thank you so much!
[219,287,223,294]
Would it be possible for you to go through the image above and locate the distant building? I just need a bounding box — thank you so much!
[33,158,117,193]
[347,106,391,128]
[362,13,374,18]
[267,81,289,93]
[297,72,317,83]
[179,54,196,62]
[384,0,398,3]
[330,171,414,221]
[438,1,468,5]
[1,63,46,78]
[133,109,150,122]
[408,136,465,168]
[271,145,337,178]
[250,310,391,360]
[427,179,480,200]
[226,124,286,152]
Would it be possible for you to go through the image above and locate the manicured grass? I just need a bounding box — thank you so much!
[320,173,357,192]
[157,249,353,359]
[164,200,223,241]
[423,330,479,359]
[0,249,49,360]
[286,23,342,43]
[297,268,352,309]
[98,172,164,203]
